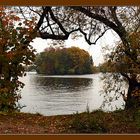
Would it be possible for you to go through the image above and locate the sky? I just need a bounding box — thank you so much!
[30,29,120,66]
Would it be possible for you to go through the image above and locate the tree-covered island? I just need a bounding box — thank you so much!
[34,46,94,75]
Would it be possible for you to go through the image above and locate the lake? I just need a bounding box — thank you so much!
[19,72,125,116]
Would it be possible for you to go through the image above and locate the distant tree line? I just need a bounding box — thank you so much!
[94,62,112,73]
[34,46,94,75]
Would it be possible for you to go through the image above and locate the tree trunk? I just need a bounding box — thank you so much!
[125,79,140,109]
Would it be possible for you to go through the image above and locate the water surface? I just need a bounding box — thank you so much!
[19,72,124,116]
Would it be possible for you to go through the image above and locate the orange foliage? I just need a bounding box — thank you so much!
[0,6,37,111]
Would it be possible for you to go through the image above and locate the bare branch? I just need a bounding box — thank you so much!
[70,6,120,34]
[28,6,41,16]
[39,32,69,40]
[45,14,55,35]
[109,6,123,27]
[36,7,49,30]
[47,7,68,35]
[79,27,110,45]
[120,72,130,81]
[18,7,27,20]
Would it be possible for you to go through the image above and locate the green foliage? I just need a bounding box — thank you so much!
[35,46,94,75]
[0,7,36,112]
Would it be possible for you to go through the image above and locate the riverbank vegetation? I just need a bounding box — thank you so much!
[0,108,140,134]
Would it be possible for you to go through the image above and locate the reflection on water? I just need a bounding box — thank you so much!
[33,77,93,92]
[19,72,124,116]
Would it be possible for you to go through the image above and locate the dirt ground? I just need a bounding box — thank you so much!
[0,109,140,134]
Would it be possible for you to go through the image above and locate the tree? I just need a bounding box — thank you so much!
[35,46,94,75]
[103,32,140,109]
[0,7,36,112]
[18,6,140,109]
[97,62,111,73]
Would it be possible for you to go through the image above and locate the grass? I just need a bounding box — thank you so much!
[65,111,107,133]
[0,108,140,134]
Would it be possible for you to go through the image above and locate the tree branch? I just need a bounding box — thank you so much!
[79,27,110,45]
[109,6,123,27]
[71,6,120,34]
[28,6,41,16]
[45,14,55,35]
[39,32,69,40]
[36,6,49,30]
[47,7,69,35]
[120,72,131,81]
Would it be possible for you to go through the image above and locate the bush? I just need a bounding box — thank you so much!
[68,112,107,133]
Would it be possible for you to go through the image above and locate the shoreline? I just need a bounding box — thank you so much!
[0,109,140,134]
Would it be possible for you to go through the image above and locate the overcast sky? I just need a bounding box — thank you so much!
[31,29,120,66]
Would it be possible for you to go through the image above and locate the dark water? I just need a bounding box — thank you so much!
[19,72,124,116]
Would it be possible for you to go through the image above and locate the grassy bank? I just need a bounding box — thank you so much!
[0,109,140,134]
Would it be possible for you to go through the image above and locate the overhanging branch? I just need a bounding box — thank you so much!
[79,28,110,45]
